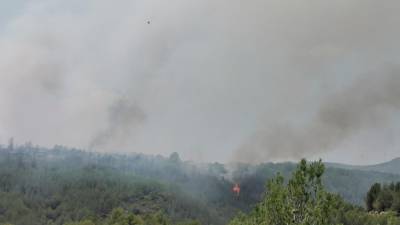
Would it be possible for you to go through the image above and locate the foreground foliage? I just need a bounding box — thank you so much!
[229,160,400,225]
[366,182,400,213]
[2,208,201,225]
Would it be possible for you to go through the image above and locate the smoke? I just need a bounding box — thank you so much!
[234,67,400,162]
[89,98,146,150]
[1,0,400,163]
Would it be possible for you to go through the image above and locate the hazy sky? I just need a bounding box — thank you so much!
[1,0,400,164]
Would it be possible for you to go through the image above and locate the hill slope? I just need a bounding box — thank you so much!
[232,162,400,206]
[327,157,400,175]
[0,145,399,225]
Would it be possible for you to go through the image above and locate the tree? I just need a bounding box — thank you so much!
[169,152,181,164]
[65,220,95,225]
[230,159,341,225]
[395,182,400,192]
[375,187,394,211]
[391,192,400,213]
[107,208,145,225]
[208,163,227,177]
[7,138,14,151]
[366,183,381,211]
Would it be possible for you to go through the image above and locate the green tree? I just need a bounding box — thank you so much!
[366,183,381,211]
[107,208,145,225]
[375,187,394,212]
[229,159,341,225]
[169,152,181,164]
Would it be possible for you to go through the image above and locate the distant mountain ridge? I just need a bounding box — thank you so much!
[326,157,400,175]
[0,144,399,225]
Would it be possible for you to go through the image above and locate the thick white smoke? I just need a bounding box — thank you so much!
[1,0,400,163]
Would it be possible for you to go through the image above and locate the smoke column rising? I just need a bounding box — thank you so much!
[234,68,400,162]
[1,0,400,163]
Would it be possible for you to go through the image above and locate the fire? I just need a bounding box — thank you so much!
[232,183,240,197]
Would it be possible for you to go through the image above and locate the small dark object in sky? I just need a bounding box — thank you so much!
[147,21,150,24]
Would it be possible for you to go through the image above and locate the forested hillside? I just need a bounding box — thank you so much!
[0,144,399,225]
[327,158,400,175]
[229,160,400,225]
[0,144,243,225]
[232,162,400,206]
[366,181,400,212]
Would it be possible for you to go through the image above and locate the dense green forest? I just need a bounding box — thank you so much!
[0,144,239,225]
[366,182,400,213]
[0,144,399,225]
[227,160,400,206]
[229,160,400,225]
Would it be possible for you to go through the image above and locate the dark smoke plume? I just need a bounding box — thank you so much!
[234,66,400,162]
[89,98,146,150]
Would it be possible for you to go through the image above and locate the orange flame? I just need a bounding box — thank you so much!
[232,183,240,196]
